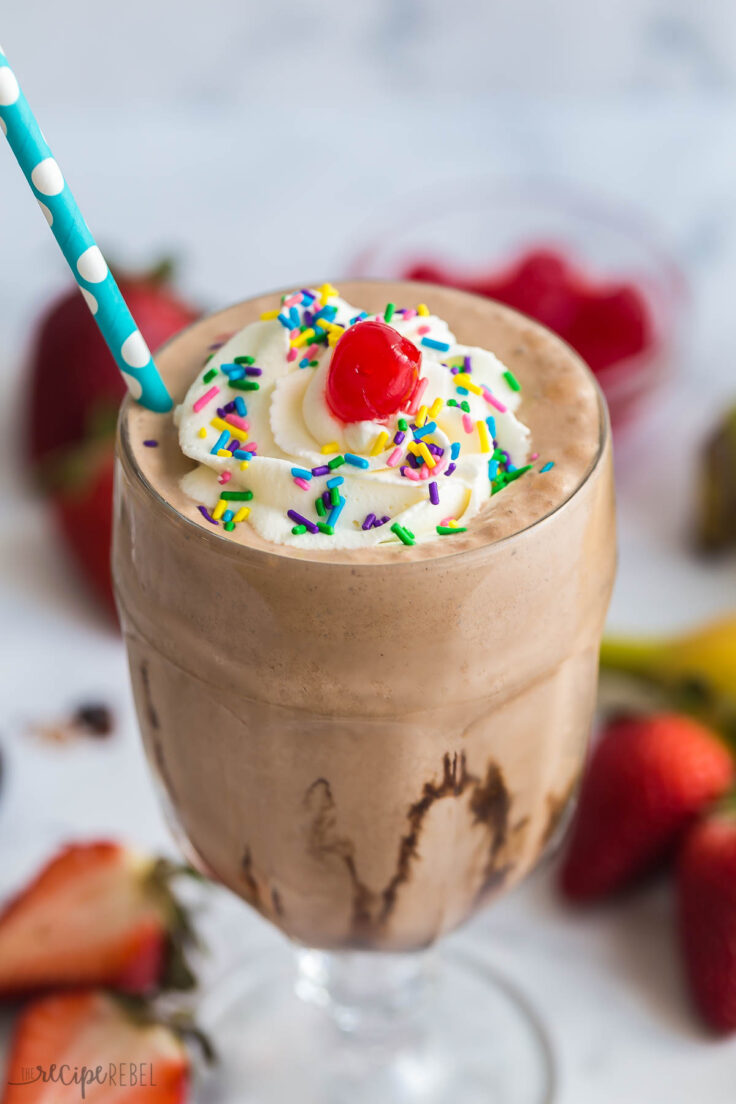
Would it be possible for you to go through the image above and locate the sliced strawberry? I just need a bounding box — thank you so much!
[678,805,736,1032]
[0,842,196,998]
[559,713,734,902]
[2,990,190,1103]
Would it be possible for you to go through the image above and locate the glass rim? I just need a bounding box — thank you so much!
[117,279,612,573]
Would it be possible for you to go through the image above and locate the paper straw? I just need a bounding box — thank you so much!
[0,45,172,412]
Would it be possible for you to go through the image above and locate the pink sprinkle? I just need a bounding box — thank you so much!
[293,477,310,491]
[287,348,299,362]
[225,414,249,431]
[218,471,232,484]
[483,388,507,413]
[193,385,220,413]
[417,325,431,335]
[290,329,300,340]
[387,446,403,467]
[440,517,454,527]
[403,467,421,481]
[403,309,417,320]
[284,294,301,307]
[406,376,429,415]
[530,452,539,461]
[247,442,258,453]
[419,465,431,480]
[305,344,320,359]
[462,413,474,434]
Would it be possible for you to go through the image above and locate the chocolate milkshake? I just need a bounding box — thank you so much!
[113,280,615,951]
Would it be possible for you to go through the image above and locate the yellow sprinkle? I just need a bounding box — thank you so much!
[318,282,339,305]
[233,506,250,523]
[454,372,482,396]
[477,420,491,453]
[417,303,429,317]
[212,499,227,521]
[328,330,343,347]
[321,441,340,454]
[210,417,248,441]
[448,519,460,529]
[416,443,436,468]
[370,430,389,456]
[415,405,428,428]
[429,397,444,419]
[217,449,231,456]
[239,461,250,471]
[291,328,316,348]
[317,319,340,332]
[260,309,280,321]
[197,427,207,439]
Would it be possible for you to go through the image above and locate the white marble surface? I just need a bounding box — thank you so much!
[1,3,736,1100]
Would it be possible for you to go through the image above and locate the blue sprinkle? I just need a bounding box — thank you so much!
[235,396,247,417]
[222,510,234,523]
[420,337,451,352]
[300,289,316,302]
[299,358,311,368]
[507,462,516,473]
[488,459,498,481]
[540,461,555,473]
[314,304,337,322]
[291,467,313,480]
[349,312,369,325]
[327,495,346,527]
[234,449,253,460]
[221,363,246,380]
[450,442,461,460]
[277,312,292,329]
[327,476,345,488]
[456,386,469,396]
[486,416,496,438]
[289,306,301,328]
[344,452,370,469]
[413,421,437,440]
[211,431,229,454]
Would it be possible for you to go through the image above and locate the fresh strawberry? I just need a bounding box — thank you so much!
[26,264,198,619]
[27,262,198,467]
[678,804,736,1032]
[559,713,733,902]
[0,842,197,998]
[2,990,190,1103]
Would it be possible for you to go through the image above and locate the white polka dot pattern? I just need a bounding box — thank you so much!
[121,330,150,369]
[76,246,108,284]
[31,157,64,196]
[79,287,98,315]
[122,371,143,399]
[0,66,19,106]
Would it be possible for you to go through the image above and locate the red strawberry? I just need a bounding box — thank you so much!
[678,805,736,1032]
[27,264,198,619]
[2,990,190,1103]
[559,713,733,902]
[0,842,197,998]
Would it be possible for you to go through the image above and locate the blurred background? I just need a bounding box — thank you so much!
[1,2,736,1102]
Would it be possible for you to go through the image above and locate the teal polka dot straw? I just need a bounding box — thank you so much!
[0,45,172,412]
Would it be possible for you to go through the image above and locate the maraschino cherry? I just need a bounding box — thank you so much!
[326,320,421,423]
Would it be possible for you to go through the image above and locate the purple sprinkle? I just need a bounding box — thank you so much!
[407,452,419,469]
[287,509,318,534]
[303,310,314,326]
[429,481,439,505]
[311,465,330,476]
[216,406,226,418]
[228,440,239,453]
[428,443,444,457]
[450,365,460,375]
[322,490,332,507]
[143,439,158,448]
[362,513,376,530]
[245,366,262,377]
[198,506,219,525]
[394,430,406,445]
[223,400,236,414]
[464,355,472,373]
[374,515,390,527]
[400,466,409,478]
[500,450,510,465]
[445,462,457,476]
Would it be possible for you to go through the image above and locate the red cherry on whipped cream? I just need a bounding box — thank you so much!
[326,320,421,423]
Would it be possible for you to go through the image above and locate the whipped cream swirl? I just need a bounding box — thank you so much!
[176,288,531,549]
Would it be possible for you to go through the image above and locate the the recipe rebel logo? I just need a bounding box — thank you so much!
[7,1061,158,1098]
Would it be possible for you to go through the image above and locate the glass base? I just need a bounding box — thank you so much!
[196,943,555,1104]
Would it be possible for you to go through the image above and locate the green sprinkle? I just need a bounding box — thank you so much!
[398,417,408,431]
[204,353,214,364]
[492,448,506,461]
[220,490,253,501]
[224,521,235,532]
[437,525,467,535]
[291,524,307,535]
[203,367,217,383]
[309,360,319,367]
[315,497,327,517]
[384,302,395,323]
[330,486,341,507]
[317,523,335,535]
[391,522,415,546]
[506,464,532,483]
[460,401,471,413]
[230,380,260,391]
[447,399,458,408]
[327,455,346,470]
[503,370,521,392]
[234,355,255,365]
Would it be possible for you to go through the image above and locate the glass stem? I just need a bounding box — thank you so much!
[295,948,436,1042]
